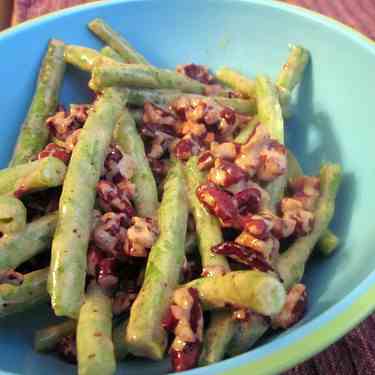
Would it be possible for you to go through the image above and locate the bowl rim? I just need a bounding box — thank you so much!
[1,1,375,375]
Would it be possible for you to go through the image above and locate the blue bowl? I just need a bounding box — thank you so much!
[1,1,375,374]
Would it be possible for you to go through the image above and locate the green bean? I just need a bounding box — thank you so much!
[276,45,310,117]
[64,45,100,72]
[88,18,150,65]
[183,270,286,316]
[10,40,65,166]
[0,267,49,318]
[287,150,339,256]
[77,282,116,375]
[34,318,129,360]
[234,116,259,144]
[89,56,206,94]
[216,67,256,98]
[100,46,123,63]
[277,163,342,289]
[0,156,67,197]
[114,110,159,217]
[112,319,129,360]
[199,311,236,366]
[255,75,284,144]
[48,88,128,319]
[0,196,26,234]
[126,159,188,360]
[276,45,310,94]
[227,314,269,357]
[34,320,76,352]
[126,88,256,115]
[185,157,232,365]
[317,230,339,256]
[185,156,229,272]
[0,212,57,272]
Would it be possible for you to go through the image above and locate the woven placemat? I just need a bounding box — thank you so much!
[11,1,375,374]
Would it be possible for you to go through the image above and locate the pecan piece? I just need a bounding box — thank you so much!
[176,63,215,85]
[208,158,247,188]
[212,241,274,273]
[272,283,307,329]
[37,143,71,164]
[196,184,238,227]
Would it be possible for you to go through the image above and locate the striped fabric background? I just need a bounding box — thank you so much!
[10,0,375,374]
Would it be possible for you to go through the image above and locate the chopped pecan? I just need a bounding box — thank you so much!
[104,145,135,182]
[93,212,127,256]
[196,183,238,227]
[197,150,215,171]
[168,288,203,372]
[210,142,239,161]
[280,198,314,236]
[125,217,159,257]
[87,245,104,277]
[97,257,119,292]
[289,176,320,211]
[212,241,274,272]
[143,101,177,130]
[37,143,71,164]
[96,180,135,218]
[235,231,274,259]
[208,159,247,188]
[241,214,273,240]
[272,283,307,329]
[176,63,215,85]
[235,187,262,215]
[56,334,77,364]
[234,123,270,175]
[174,136,202,161]
[0,270,24,286]
[46,104,88,141]
[257,140,287,182]
[112,290,137,315]
[181,120,207,138]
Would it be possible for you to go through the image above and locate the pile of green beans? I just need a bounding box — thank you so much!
[0,17,344,375]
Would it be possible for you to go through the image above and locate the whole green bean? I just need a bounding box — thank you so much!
[0,196,26,234]
[77,282,116,375]
[48,88,128,319]
[276,45,310,93]
[64,45,100,72]
[277,163,342,289]
[185,156,229,272]
[0,267,49,318]
[126,160,188,360]
[114,110,159,217]
[199,311,236,366]
[0,157,66,197]
[89,56,206,94]
[0,212,57,272]
[287,151,339,256]
[88,18,150,65]
[10,40,65,166]
[34,319,76,352]
[126,88,256,115]
[183,270,286,316]
[255,75,284,144]
[216,67,256,98]
[227,314,269,357]
[100,46,123,63]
